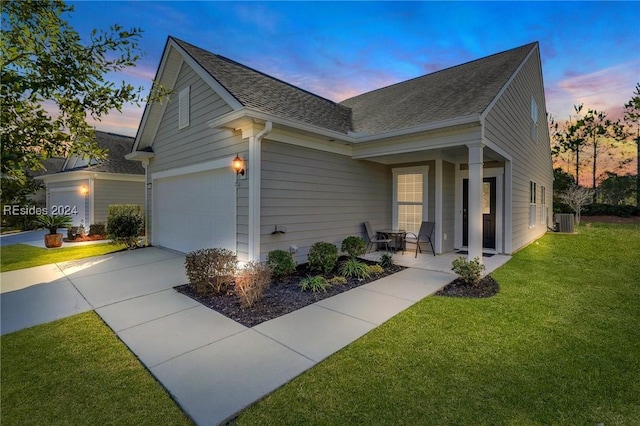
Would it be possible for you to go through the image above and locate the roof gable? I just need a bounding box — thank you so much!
[340,43,537,135]
[172,38,353,134]
[64,131,144,175]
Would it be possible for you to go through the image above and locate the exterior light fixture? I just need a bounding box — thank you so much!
[80,186,89,195]
[232,154,245,177]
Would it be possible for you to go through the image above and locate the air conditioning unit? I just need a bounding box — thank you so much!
[555,213,574,233]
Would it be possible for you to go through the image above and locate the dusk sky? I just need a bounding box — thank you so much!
[66,1,640,137]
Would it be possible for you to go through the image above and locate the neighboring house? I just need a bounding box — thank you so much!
[127,37,553,262]
[27,157,66,207]
[37,131,145,227]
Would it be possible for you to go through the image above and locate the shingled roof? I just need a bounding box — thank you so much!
[173,38,353,134]
[171,38,536,137]
[340,42,537,135]
[68,131,144,175]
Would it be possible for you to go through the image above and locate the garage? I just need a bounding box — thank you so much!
[153,168,236,254]
[48,187,87,226]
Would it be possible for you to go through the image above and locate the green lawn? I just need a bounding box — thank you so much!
[238,223,640,425]
[0,312,192,425]
[0,242,126,272]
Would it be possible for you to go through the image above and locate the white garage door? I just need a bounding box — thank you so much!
[153,168,236,254]
[49,189,86,226]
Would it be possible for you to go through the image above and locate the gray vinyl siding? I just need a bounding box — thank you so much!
[146,61,246,254]
[441,160,456,252]
[484,48,553,252]
[93,180,145,223]
[149,62,237,174]
[260,140,391,263]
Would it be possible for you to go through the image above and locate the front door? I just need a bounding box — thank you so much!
[463,177,496,249]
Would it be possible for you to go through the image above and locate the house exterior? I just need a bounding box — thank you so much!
[38,131,145,227]
[127,37,553,262]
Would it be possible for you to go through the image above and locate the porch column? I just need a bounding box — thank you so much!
[467,143,484,263]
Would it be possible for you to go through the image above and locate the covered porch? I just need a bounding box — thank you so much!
[354,122,513,263]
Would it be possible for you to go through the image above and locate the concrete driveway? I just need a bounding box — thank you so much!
[0,229,52,246]
[1,245,459,425]
[0,247,187,335]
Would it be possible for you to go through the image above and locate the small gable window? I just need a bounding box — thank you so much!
[530,97,538,140]
[179,86,190,130]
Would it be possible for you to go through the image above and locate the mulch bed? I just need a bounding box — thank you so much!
[64,235,107,242]
[175,257,406,327]
[435,275,500,298]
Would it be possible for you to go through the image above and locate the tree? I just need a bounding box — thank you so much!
[597,172,637,206]
[623,83,640,207]
[1,0,145,186]
[579,108,623,201]
[559,185,594,225]
[554,104,588,184]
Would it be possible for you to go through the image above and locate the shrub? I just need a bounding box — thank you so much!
[106,204,144,249]
[341,236,366,258]
[68,221,86,240]
[300,275,330,292]
[339,258,371,279]
[451,256,485,286]
[234,261,272,308]
[266,250,296,278]
[36,214,72,234]
[367,264,384,276]
[184,248,237,295]
[307,242,338,274]
[329,276,347,285]
[378,252,394,269]
[88,222,106,237]
[582,203,638,218]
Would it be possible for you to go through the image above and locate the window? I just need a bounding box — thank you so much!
[178,86,190,129]
[530,97,538,140]
[71,155,97,169]
[529,180,537,228]
[540,185,547,225]
[396,173,424,234]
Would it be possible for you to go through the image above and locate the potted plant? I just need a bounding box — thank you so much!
[36,214,73,248]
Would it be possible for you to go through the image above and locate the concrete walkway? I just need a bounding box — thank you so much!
[0,247,508,425]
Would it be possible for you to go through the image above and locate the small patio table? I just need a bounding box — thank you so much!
[376,229,406,252]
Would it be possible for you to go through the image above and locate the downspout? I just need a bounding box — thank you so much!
[248,121,272,261]
[141,159,150,247]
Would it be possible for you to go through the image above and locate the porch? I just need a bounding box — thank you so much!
[361,249,511,276]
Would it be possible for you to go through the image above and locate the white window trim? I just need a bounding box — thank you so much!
[529,180,537,228]
[540,185,547,226]
[530,97,538,140]
[178,86,190,130]
[392,166,429,231]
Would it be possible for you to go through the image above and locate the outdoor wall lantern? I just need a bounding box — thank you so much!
[80,186,89,196]
[232,154,245,177]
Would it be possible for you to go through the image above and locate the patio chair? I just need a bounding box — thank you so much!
[364,221,392,253]
[404,221,436,257]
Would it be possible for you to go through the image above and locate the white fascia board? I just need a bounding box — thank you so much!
[171,40,243,111]
[132,39,174,153]
[125,151,155,161]
[37,171,144,184]
[480,45,536,122]
[208,109,352,142]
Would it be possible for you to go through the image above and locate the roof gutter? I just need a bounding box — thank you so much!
[209,109,481,145]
